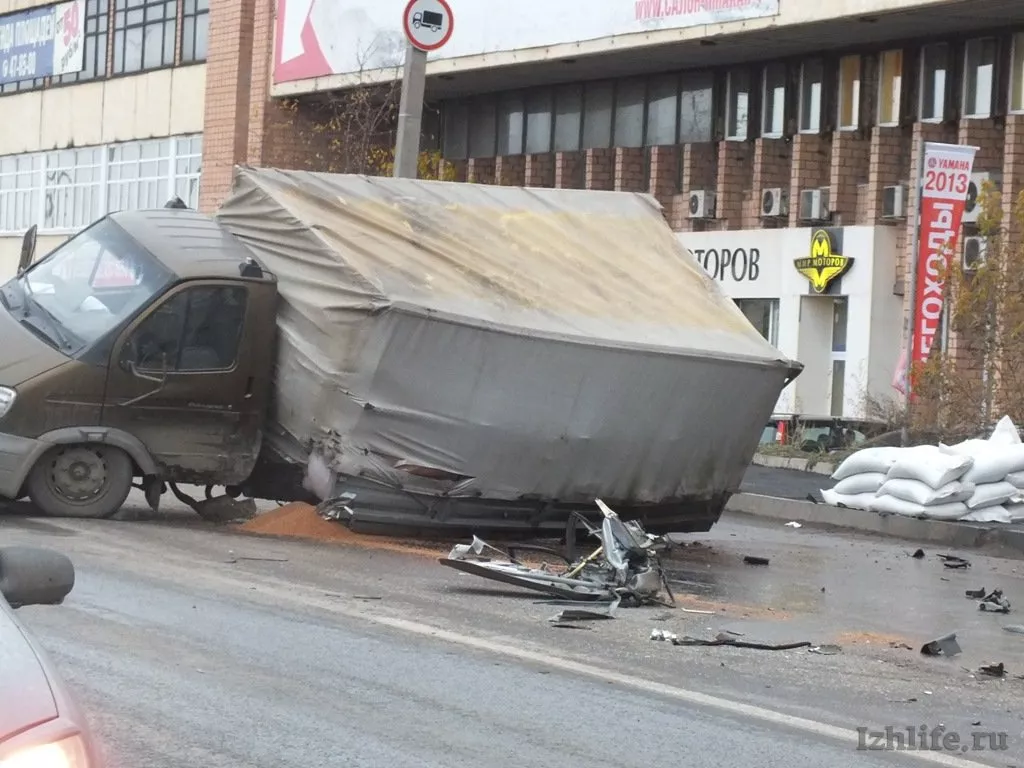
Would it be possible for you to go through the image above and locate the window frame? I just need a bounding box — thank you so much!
[919,42,951,123]
[1012,32,1024,115]
[725,68,752,141]
[761,62,787,138]
[55,0,110,85]
[180,0,210,64]
[876,49,904,127]
[837,54,862,131]
[798,58,825,134]
[962,36,998,120]
[112,0,179,76]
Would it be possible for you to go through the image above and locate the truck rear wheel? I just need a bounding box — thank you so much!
[27,444,133,519]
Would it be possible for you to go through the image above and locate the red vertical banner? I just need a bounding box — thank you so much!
[910,142,978,375]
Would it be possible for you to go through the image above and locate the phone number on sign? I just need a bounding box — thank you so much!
[1,51,39,80]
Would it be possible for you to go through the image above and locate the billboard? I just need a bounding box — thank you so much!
[0,0,85,86]
[274,0,780,84]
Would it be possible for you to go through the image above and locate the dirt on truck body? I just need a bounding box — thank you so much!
[0,167,800,536]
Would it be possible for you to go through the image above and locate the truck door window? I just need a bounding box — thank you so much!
[130,285,247,372]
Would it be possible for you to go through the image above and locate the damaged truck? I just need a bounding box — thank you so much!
[0,167,801,535]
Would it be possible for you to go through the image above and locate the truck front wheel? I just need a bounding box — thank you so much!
[27,444,133,519]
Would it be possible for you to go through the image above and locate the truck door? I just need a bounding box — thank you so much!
[102,280,262,485]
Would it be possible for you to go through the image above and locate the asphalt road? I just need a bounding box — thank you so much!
[4,507,1024,767]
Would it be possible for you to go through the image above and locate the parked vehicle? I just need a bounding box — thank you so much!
[0,546,100,766]
[0,169,801,536]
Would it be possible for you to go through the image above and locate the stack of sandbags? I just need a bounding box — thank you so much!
[940,415,1024,524]
[820,415,1024,523]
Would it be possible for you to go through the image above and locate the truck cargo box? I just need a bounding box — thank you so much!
[215,167,801,534]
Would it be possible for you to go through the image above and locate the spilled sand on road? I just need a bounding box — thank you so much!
[237,502,447,559]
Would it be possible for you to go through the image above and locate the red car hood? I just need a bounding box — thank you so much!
[0,601,58,742]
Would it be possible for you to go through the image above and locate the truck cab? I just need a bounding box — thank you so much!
[0,208,277,518]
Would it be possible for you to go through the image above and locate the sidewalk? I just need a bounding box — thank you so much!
[734,457,1024,558]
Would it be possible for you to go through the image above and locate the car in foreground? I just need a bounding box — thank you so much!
[0,546,100,767]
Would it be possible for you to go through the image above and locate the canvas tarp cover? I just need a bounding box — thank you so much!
[214,167,798,504]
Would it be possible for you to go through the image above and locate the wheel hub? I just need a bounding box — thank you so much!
[49,447,108,502]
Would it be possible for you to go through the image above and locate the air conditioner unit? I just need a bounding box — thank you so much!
[962,235,987,272]
[688,190,716,219]
[962,172,999,225]
[761,187,788,218]
[799,187,830,222]
[882,184,907,219]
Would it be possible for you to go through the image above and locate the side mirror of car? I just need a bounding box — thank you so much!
[0,546,75,608]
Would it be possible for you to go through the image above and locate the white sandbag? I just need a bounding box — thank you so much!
[869,494,968,520]
[885,448,973,489]
[965,480,1018,510]
[958,443,1024,484]
[1004,502,1024,523]
[831,447,904,481]
[832,472,887,495]
[990,415,1021,445]
[961,505,1012,524]
[940,438,990,456]
[1005,471,1024,489]
[877,478,974,506]
[821,488,875,510]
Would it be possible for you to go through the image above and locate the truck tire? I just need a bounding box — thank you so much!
[27,444,133,519]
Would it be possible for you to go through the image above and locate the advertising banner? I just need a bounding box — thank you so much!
[909,142,978,374]
[0,0,85,86]
[274,0,780,84]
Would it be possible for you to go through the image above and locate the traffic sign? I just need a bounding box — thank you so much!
[402,0,453,52]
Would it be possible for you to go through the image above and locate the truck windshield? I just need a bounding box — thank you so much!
[16,219,172,350]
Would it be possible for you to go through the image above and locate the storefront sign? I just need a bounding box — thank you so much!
[0,1,84,86]
[691,247,760,282]
[274,0,780,83]
[793,229,852,293]
[910,142,978,369]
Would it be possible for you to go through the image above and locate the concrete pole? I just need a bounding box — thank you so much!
[393,42,427,179]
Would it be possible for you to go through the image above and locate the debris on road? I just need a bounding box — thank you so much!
[549,599,619,622]
[965,587,987,598]
[679,608,715,615]
[224,552,289,564]
[978,662,1006,678]
[662,631,812,651]
[938,554,971,569]
[650,629,678,642]
[784,521,802,528]
[977,589,1011,613]
[809,644,843,655]
[911,548,926,559]
[1003,624,1024,635]
[921,632,962,657]
[743,555,770,566]
[440,500,673,605]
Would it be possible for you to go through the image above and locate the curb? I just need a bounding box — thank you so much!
[751,453,836,476]
[724,492,1024,557]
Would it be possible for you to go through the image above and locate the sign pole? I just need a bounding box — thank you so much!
[393,41,427,179]
[901,136,925,446]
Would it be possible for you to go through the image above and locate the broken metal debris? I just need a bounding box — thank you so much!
[937,554,971,569]
[977,589,1011,613]
[440,500,674,606]
[549,599,619,623]
[978,662,1006,678]
[663,631,812,651]
[965,587,987,598]
[809,645,843,655]
[921,632,962,657]
[743,556,770,566]
[679,608,715,615]
[551,623,595,631]
[650,629,678,642]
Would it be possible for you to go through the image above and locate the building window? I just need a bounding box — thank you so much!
[613,78,645,148]
[468,98,496,158]
[963,38,997,119]
[113,0,178,75]
[442,102,469,159]
[43,148,104,231]
[725,69,751,141]
[799,59,824,133]
[497,93,525,156]
[762,63,787,138]
[0,155,42,233]
[920,43,950,122]
[735,299,779,347]
[0,76,46,95]
[581,81,613,149]
[181,0,209,63]
[107,139,171,211]
[679,71,714,143]
[553,84,583,152]
[174,135,203,209]
[838,55,861,130]
[55,0,109,84]
[877,49,903,126]
[1012,33,1024,114]
[524,90,553,154]
[646,75,678,146]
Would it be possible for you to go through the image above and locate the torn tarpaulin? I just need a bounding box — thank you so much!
[439,499,674,605]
